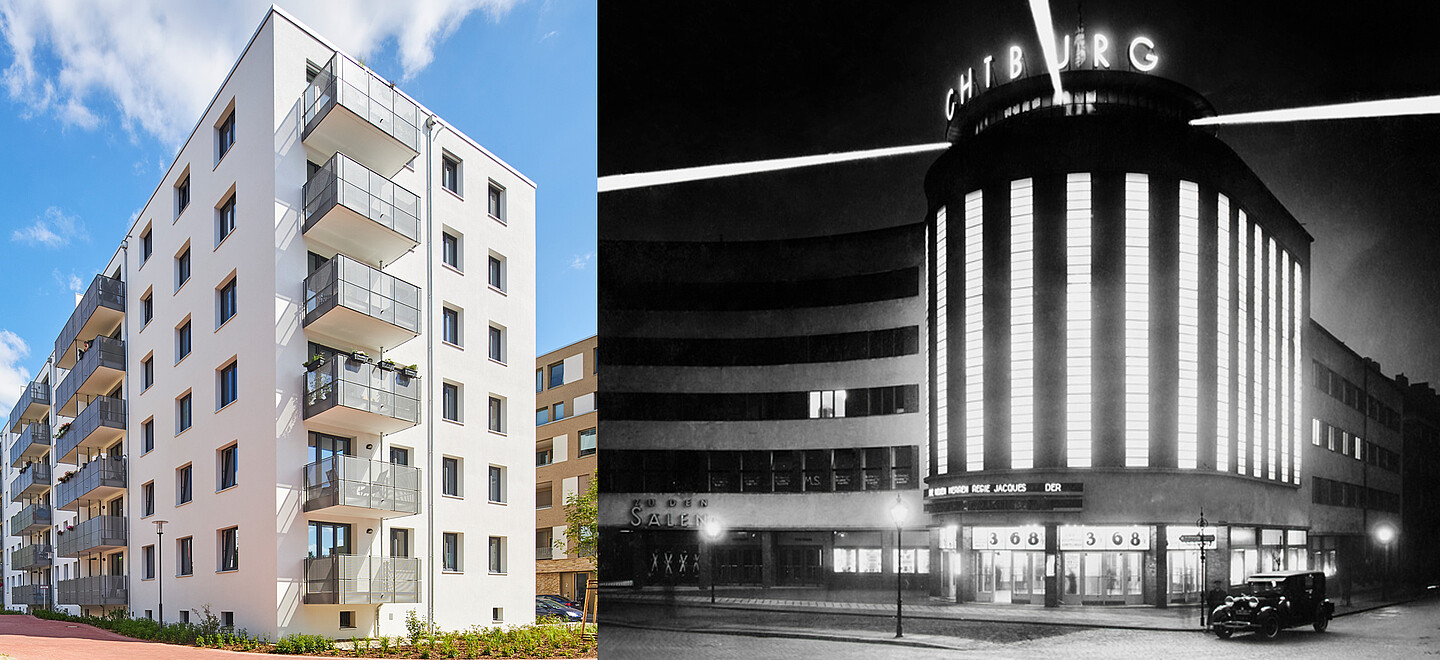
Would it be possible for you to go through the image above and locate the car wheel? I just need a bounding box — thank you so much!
[1214,628,1232,640]
[1313,612,1330,632]
[1261,617,1280,639]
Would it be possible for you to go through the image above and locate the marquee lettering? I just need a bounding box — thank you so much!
[945,30,1161,118]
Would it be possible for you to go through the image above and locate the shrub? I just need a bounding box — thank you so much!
[275,633,334,655]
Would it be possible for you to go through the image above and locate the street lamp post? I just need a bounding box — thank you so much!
[154,520,168,625]
[703,519,723,605]
[1375,524,1395,601]
[890,496,909,639]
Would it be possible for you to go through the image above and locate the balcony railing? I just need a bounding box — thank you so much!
[10,543,53,571]
[304,554,420,604]
[55,335,125,417]
[303,355,420,434]
[57,575,127,606]
[55,396,125,464]
[12,583,51,606]
[58,515,127,557]
[303,254,421,351]
[303,454,420,518]
[10,502,52,536]
[11,462,51,501]
[56,457,125,511]
[301,54,421,177]
[303,152,421,268]
[54,274,125,370]
[8,379,50,433]
[10,421,50,468]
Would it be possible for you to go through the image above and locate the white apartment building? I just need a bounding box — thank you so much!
[3,7,536,638]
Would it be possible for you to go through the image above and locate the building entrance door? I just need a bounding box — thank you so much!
[1168,549,1200,603]
[777,546,822,585]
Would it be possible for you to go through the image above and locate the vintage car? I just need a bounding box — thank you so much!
[1211,570,1335,639]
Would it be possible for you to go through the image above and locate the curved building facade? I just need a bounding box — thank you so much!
[924,70,1314,605]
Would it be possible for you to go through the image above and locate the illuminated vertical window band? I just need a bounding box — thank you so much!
[1252,223,1264,478]
[1236,210,1249,476]
[964,191,985,472]
[1293,261,1304,485]
[1177,181,1200,470]
[1279,250,1291,482]
[1267,236,1278,481]
[935,206,949,475]
[1215,194,1231,472]
[1011,179,1035,470]
[1124,173,1149,468]
[1066,174,1092,468]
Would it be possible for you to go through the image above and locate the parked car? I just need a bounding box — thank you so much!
[536,597,585,622]
[1210,570,1334,639]
[537,594,584,610]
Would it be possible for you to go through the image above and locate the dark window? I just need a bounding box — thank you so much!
[143,482,155,516]
[601,446,919,495]
[219,444,238,490]
[177,248,191,289]
[218,111,235,160]
[442,156,459,194]
[443,533,460,571]
[307,521,352,557]
[142,357,154,389]
[548,362,564,389]
[604,266,921,311]
[390,528,411,558]
[219,362,238,408]
[442,307,460,345]
[177,321,192,361]
[605,326,922,366]
[442,383,459,421]
[142,419,155,453]
[488,536,504,573]
[178,536,194,575]
[219,279,237,325]
[389,447,409,466]
[488,466,503,502]
[219,527,239,571]
[488,184,503,220]
[178,394,192,433]
[442,232,460,269]
[143,545,155,579]
[488,326,503,362]
[217,195,236,244]
[178,464,192,503]
[222,612,234,628]
[340,611,354,629]
[142,294,153,324]
[488,256,503,290]
[176,176,190,215]
[141,229,153,262]
[488,396,503,432]
[443,457,460,496]
[604,384,920,421]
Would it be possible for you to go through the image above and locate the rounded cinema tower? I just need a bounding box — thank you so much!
[924,69,1314,606]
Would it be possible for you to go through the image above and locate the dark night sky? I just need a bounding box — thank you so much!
[600,1,1440,385]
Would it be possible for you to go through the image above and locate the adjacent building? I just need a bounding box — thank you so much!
[534,336,597,606]
[4,6,536,637]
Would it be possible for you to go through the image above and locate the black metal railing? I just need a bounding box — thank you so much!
[10,502,52,536]
[55,457,125,511]
[12,462,51,501]
[58,515,127,557]
[302,54,421,155]
[56,396,125,462]
[303,454,421,515]
[12,583,51,606]
[55,335,125,412]
[304,554,420,604]
[57,575,127,605]
[304,152,421,244]
[10,421,50,467]
[10,543,53,571]
[7,379,49,433]
[53,274,125,363]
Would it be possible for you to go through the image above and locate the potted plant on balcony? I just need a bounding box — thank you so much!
[350,350,372,364]
[54,422,71,439]
[303,354,327,371]
[402,364,419,378]
[377,358,397,371]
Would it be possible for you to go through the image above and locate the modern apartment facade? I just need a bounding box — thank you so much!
[3,7,536,638]
[534,336,597,605]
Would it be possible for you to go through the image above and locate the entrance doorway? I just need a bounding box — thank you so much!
[975,550,1045,603]
[777,546,822,585]
[1061,551,1144,605]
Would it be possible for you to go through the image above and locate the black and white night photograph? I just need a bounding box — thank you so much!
[596,2,1440,658]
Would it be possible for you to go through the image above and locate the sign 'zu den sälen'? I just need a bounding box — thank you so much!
[946,26,1160,119]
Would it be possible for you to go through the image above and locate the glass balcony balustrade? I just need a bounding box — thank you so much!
[56,457,125,511]
[8,379,50,433]
[303,254,421,351]
[12,583,51,606]
[57,575,127,606]
[55,335,125,417]
[303,152,421,268]
[10,422,50,468]
[12,462,51,501]
[303,354,420,434]
[10,543,53,571]
[55,396,125,465]
[10,502,52,536]
[303,454,420,519]
[301,54,421,177]
[54,274,125,370]
[58,515,127,557]
[304,554,420,604]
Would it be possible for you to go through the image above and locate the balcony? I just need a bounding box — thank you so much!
[10,543,53,571]
[58,575,127,606]
[303,152,421,268]
[10,422,50,468]
[55,396,125,465]
[56,457,125,511]
[11,462,51,501]
[55,335,125,417]
[8,379,50,433]
[12,583,51,607]
[303,254,420,351]
[301,54,421,177]
[54,274,125,370]
[304,554,420,604]
[303,355,420,434]
[303,454,420,519]
[58,515,127,557]
[10,503,52,536]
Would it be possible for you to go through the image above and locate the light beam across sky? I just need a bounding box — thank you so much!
[1192,95,1440,126]
[597,142,951,192]
[1027,0,1065,104]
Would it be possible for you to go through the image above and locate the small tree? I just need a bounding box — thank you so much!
[555,476,598,563]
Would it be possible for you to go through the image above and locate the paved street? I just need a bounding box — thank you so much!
[601,595,1440,659]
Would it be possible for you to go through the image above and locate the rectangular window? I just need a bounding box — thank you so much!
[177,176,190,215]
[1237,211,1250,476]
[935,204,950,474]
[1178,181,1200,469]
[488,183,504,221]
[442,383,460,422]
[340,611,355,629]
[548,362,564,389]
[180,610,190,624]
[536,370,543,393]
[488,536,505,573]
[442,307,460,345]
[177,248,191,290]
[142,356,154,389]
[219,527,239,571]
[554,401,566,420]
[177,320,192,361]
[142,292,154,325]
[442,155,460,194]
[141,228,153,262]
[536,483,553,509]
[143,419,155,453]
[142,481,155,516]
[1292,261,1303,485]
[489,325,504,362]
[178,536,194,576]
[443,457,460,497]
[442,232,460,269]
[488,255,504,290]
[218,278,237,325]
[177,393,192,433]
[443,532,461,572]
[1065,175,1093,469]
[537,407,550,426]
[143,545,155,579]
[1216,194,1232,472]
[536,444,553,467]
[488,466,504,503]
[218,110,235,160]
[488,396,504,433]
[579,428,597,457]
[964,189,984,471]
[217,195,236,244]
[1124,173,1149,468]
[389,447,409,466]
[1010,178,1034,470]
[219,362,238,408]
[390,528,411,558]
[177,464,193,504]
[222,612,234,629]
[219,444,237,490]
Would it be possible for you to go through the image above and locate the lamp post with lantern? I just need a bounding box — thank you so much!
[703,519,723,605]
[154,520,168,625]
[890,496,909,638]
[1375,524,1395,601]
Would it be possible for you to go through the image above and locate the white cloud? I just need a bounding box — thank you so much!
[540,30,558,42]
[52,268,84,294]
[570,252,593,270]
[0,0,521,146]
[12,206,88,247]
[0,329,31,413]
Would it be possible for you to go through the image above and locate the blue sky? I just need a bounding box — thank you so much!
[0,0,597,407]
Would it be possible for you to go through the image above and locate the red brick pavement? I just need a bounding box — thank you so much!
[0,615,252,660]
